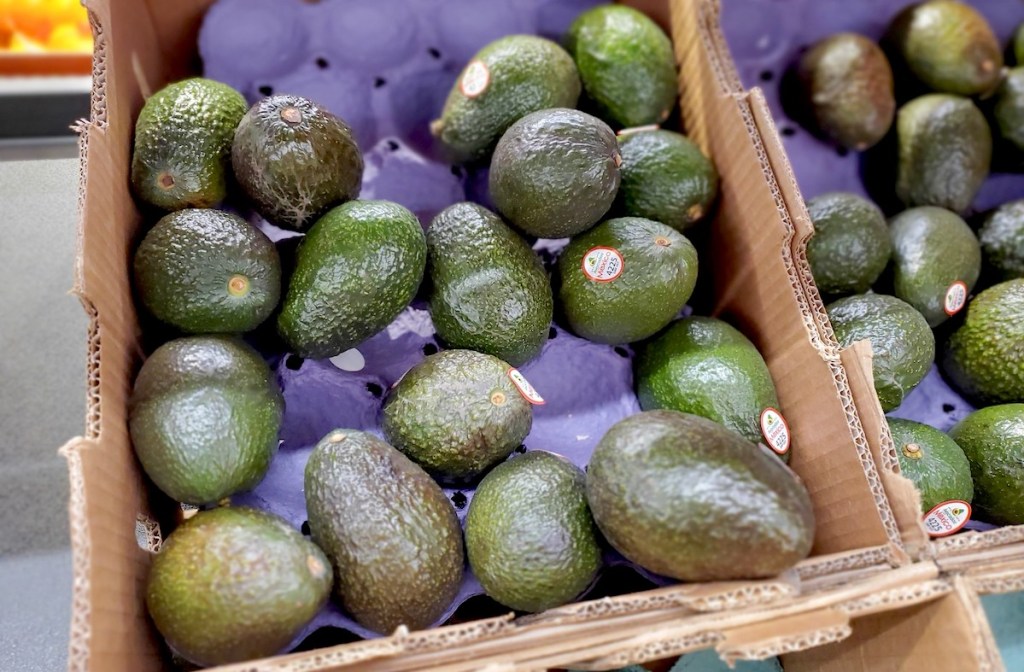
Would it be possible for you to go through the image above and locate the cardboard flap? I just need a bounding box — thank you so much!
[716,608,851,664]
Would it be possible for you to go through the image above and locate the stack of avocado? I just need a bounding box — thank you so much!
[124,3,816,667]
[792,0,1024,532]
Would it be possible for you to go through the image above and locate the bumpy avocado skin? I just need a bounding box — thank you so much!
[943,279,1024,405]
[888,418,973,513]
[886,0,1003,96]
[994,68,1024,155]
[232,95,363,231]
[490,108,621,239]
[896,94,991,213]
[134,209,281,334]
[949,404,1024,525]
[613,130,719,231]
[979,200,1024,281]
[556,217,698,344]
[798,33,896,150]
[427,203,552,366]
[146,507,332,667]
[565,4,677,128]
[826,294,934,412]
[382,350,533,481]
[129,335,283,505]
[131,78,247,211]
[889,206,981,327]
[806,192,892,296]
[465,451,601,613]
[432,35,581,163]
[585,410,815,581]
[277,200,426,359]
[304,430,464,634]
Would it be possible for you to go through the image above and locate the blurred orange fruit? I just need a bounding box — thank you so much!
[46,21,90,52]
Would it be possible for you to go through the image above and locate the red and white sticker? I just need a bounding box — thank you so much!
[760,407,791,455]
[508,368,545,405]
[923,500,972,537]
[581,246,624,283]
[944,280,968,316]
[460,60,490,98]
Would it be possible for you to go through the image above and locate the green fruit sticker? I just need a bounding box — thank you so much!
[460,60,490,98]
[582,247,624,283]
[508,368,545,405]
[944,281,968,316]
[923,500,972,537]
[759,407,791,455]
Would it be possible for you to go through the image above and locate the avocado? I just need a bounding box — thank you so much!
[490,108,621,239]
[146,507,331,667]
[949,404,1024,525]
[129,336,283,504]
[277,200,426,359]
[889,206,981,327]
[805,192,892,296]
[797,33,896,151]
[979,200,1024,280]
[565,4,676,128]
[427,203,552,366]
[896,94,991,213]
[304,430,464,633]
[465,450,601,612]
[1016,23,1024,65]
[555,217,697,344]
[430,35,581,163]
[586,410,814,581]
[887,418,973,513]
[634,317,782,453]
[232,95,363,231]
[886,0,1002,96]
[131,78,247,211]
[942,279,1024,405]
[826,294,934,412]
[994,68,1024,155]
[382,349,532,481]
[613,130,719,231]
[134,209,281,334]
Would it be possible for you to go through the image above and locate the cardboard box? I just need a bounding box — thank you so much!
[59,0,966,669]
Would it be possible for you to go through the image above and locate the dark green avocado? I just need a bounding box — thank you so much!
[805,192,891,297]
[979,200,1024,280]
[888,417,973,513]
[949,404,1024,525]
[994,68,1024,155]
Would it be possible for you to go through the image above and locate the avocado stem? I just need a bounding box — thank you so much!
[654,236,671,247]
[280,106,303,125]
[227,274,251,297]
[429,119,444,137]
[490,391,507,406]
[157,172,175,190]
[902,443,923,459]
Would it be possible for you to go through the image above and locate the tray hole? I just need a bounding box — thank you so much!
[366,382,383,398]
[759,70,774,82]
[548,327,557,339]
[422,342,438,355]
[285,354,304,370]
[428,47,442,60]
[374,77,387,88]
[258,85,273,97]
[386,139,400,151]
[614,346,629,358]
[835,146,849,157]
[315,57,329,70]
[781,126,796,137]
[450,492,467,509]
[514,444,527,454]
[301,520,311,536]
[450,165,464,177]
[943,403,955,413]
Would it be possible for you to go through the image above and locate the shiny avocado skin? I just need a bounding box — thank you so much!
[994,68,1024,154]
[304,430,464,634]
[585,410,815,581]
[805,192,892,296]
[146,507,332,667]
[888,418,973,513]
[949,404,1024,525]
[427,203,552,366]
[979,200,1024,281]
[129,335,284,505]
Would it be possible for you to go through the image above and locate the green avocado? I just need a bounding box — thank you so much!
[797,33,896,151]
[131,78,247,211]
[949,404,1024,525]
[129,336,283,505]
[634,317,783,455]
[826,294,934,412]
[146,507,331,667]
[886,0,1002,96]
[556,217,697,344]
[277,200,426,359]
[979,200,1024,281]
[431,35,581,163]
[565,4,676,128]
[805,192,892,297]
[896,94,991,213]
[465,451,601,613]
[887,418,973,513]
[889,206,981,327]
[232,95,363,231]
[613,129,719,231]
[382,349,533,481]
[427,203,552,366]
[490,108,621,239]
[942,279,1024,405]
[1016,23,1024,65]
[304,430,464,634]
[994,68,1024,155]
[134,209,281,334]
[586,410,814,581]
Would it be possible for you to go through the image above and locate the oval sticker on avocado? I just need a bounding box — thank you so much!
[944,281,968,316]
[923,500,971,537]
[508,368,544,405]
[460,61,490,98]
[582,247,623,282]
[760,408,791,455]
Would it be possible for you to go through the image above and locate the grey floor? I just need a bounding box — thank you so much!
[0,150,85,671]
